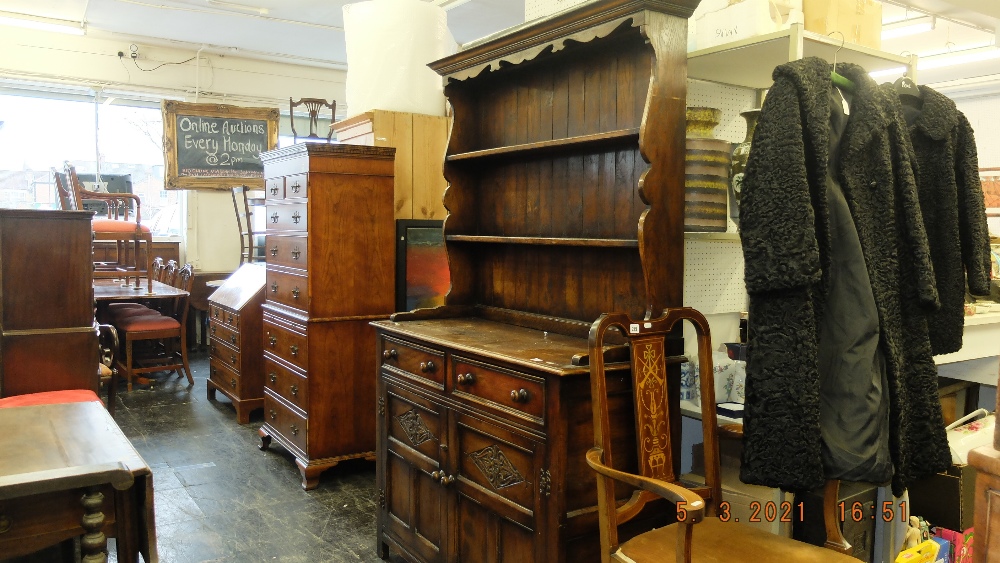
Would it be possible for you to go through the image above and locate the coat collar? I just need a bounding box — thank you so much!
[908,85,959,141]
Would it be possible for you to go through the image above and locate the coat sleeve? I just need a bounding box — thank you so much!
[740,76,822,294]
[955,113,992,296]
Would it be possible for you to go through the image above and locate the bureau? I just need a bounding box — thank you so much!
[259,143,396,490]
[207,263,266,423]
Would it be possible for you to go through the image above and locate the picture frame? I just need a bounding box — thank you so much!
[162,101,279,190]
[395,219,449,312]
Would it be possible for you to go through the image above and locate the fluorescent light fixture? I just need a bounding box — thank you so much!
[0,11,85,35]
[881,16,934,40]
[919,47,1000,71]
[869,66,908,79]
[206,0,268,15]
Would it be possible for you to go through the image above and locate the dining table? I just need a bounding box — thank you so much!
[93,279,189,302]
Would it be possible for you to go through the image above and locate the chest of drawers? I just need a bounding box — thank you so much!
[206,263,266,423]
[259,143,396,490]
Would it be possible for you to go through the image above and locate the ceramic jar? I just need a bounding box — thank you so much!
[729,109,760,223]
[685,107,730,232]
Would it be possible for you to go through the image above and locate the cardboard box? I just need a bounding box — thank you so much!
[693,0,804,50]
[803,0,882,50]
[935,527,974,563]
[909,465,977,533]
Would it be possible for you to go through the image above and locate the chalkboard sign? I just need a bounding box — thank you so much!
[162,101,279,190]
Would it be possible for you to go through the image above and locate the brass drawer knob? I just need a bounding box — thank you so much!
[290,345,299,357]
[270,246,278,257]
[269,409,277,420]
[440,474,455,486]
[291,247,301,260]
[270,212,279,223]
[210,326,216,335]
[268,334,277,347]
[269,185,279,196]
[270,282,278,294]
[419,361,436,373]
[291,287,300,300]
[291,211,301,224]
[269,372,277,384]
[290,424,299,436]
[230,334,237,345]
[0,514,11,534]
[230,378,237,388]
[430,470,442,480]
[457,373,475,384]
[290,385,299,396]
[230,354,237,365]
[510,389,529,403]
[382,349,397,360]
[290,181,301,194]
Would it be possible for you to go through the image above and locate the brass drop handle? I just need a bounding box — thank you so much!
[210,326,216,335]
[269,409,277,420]
[383,349,397,360]
[457,373,474,384]
[270,246,278,257]
[230,334,237,344]
[290,345,299,357]
[290,424,299,436]
[290,384,299,396]
[270,212,279,223]
[269,372,277,384]
[228,314,234,324]
[210,344,217,354]
[440,474,456,486]
[292,211,301,224]
[0,514,11,534]
[214,309,220,318]
[510,389,529,403]
[270,282,278,294]
[420,361,436,373]
[291,287,300,300]
[268,334,277,347]
[269,185,279,196]
[230,378,237,388]
[290,181,301,193]
[230,354,237,365]
[291,247,301,260]
[211,367,217,376]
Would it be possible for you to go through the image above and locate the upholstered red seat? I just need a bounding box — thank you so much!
[92,218,152,234]
[117,314,180,332]
[0,390,101,408]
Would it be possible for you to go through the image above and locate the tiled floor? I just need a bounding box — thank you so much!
[12,349,387,563]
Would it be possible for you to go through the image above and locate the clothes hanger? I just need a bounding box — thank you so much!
[828,31,856,93]
[893,74,923,102]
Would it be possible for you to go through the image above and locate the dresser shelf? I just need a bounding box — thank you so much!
[447,128,640,163]
[446,235,639,247]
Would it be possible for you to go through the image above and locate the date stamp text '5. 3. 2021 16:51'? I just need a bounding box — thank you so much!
[674,500,908,523]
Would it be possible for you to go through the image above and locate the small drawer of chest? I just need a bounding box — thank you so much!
[263,317,309,371]
[380,336,445,388]
[264,392,308,455]
[265,177,284,200]
[210,359,243,396]
[264,356,309,413]
[265,203,307,232]
[209,320,239,348]
[283,173,307,199]
[265,235,308,270]
[450,357,545,423]
[266,269,309,312]
[209,305,239,328]
[210,340,241,372]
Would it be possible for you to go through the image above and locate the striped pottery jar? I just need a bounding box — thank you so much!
[685,137,731,232]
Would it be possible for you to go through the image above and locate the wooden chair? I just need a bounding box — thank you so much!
[59,164,153,293]
[586,309,858,563]
[289,97,335,142]
[97,323,120,416]
[115,264,195,391]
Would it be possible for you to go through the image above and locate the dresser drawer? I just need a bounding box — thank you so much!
[284,173,307,199]
[380,335,445,388]
[265,235,308,270]
[210,305,239,327]
[263,317,308,371]
[209,320,240,348]
[265,203,307,232]
[210,340,241,372]
[266,269,310,312]
[450,358,545,423]
[210,358,242,396]
[265,177,284,200]
[264,356,309,413]
[264,392,308,455]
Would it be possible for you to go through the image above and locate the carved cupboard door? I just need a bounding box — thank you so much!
[450,411,547,563]
[379,382,449,563]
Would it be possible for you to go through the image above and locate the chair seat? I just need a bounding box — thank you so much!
[117,314,180,332]
[617,518,858,562]
[109,303,152,313]
[92,218,151,234]
[0,390,102,408]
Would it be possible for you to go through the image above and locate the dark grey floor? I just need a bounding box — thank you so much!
[108,349,383,563]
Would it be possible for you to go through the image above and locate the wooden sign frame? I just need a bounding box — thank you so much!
[162,101,279,190]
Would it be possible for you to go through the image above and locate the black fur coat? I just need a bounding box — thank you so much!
[893,84,992,355]
[739,58,951,495]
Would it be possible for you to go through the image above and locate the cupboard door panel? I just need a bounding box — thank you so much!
[457,493,537,563]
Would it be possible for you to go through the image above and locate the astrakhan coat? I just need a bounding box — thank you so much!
[738,58,951,495]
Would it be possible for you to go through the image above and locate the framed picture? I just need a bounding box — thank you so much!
[396,220,449,312]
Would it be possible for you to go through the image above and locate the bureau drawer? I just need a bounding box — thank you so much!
[266,269,310,312]
[210,358,242,396]
[264,392,308,455]
[263,318,308,371]
[380,335,445,388]
[209,320,240,348]
[265,203,307,232]
[265,177,284,200]
[284,173,307,199]
[210,340,241,372]
[264,356,309,413]
[265,235,308,270]
[450,358,545,423]
[210,305,239,327]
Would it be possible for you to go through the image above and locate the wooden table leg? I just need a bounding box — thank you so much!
[80,486,108,563]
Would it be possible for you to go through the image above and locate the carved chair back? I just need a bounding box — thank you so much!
[289,97,336,142]
[162,260,179,286]
[167,264,194,324]
[151,257,165,283]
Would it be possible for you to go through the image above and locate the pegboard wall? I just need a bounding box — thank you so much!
[525,0,590,20]
[687,79,759,143]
